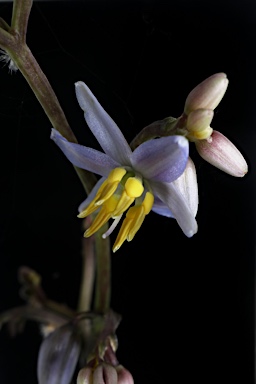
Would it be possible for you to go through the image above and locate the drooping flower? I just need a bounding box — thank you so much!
[37,322,81,384]
[51,82,198,252]
[37,310,120,384]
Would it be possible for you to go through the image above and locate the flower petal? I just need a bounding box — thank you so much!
[75,82,132,165]
[152,157,198,219]
[150,180,198,237]
[51,129,119,177]
[172,157,198,217]
[37,324,81,384]
[152,197,175,218]
[131,135,189,182]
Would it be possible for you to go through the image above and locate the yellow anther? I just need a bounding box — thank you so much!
[142,191,154,214]
[112,207,137,252]
[112,205,144,252]
[113,177,144,216]
[112,191,154,251]
[113,190,135,217]
[84,195,119,237]
[112,215,133,252]
[125,177,144,198]
[95,181,119,206]
[95,168,127,205]
[77,201,100,218]
[127,192,154,241]
[126,205,145,241]
[78,168,127,218]
[107,167,127,183]
[78,179,109,218]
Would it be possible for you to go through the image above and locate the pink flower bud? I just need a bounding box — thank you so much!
[77,364,118,384]
[184,73,229,115]
[116,365,134,384]
[77,367,92,384]
[93,364,118,384]
[195,130,248,177]
[77,364,134,384]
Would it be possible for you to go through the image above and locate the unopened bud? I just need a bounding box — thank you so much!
[94,363,118,384]
[195,130,248,177]
[184,73,228,115]
[116,365,134,384]
[186,109,213,141]
[187,109,213,132]
[77,363,118,384]
[77,367,92,384]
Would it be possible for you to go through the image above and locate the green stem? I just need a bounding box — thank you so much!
[0,26,15,48]
[7,43,96,193]
[0,18,12,33]
[93,224,111,313]
[130,116,185,150]
[11,0,33,41]
[0,6,96,193]
[10,44,77,142]
[77,218,96,312]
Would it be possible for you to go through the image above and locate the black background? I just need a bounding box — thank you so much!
[0,0,255,383]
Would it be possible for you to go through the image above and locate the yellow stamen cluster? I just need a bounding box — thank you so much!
[113,191,154,252]
[78,167,154,251]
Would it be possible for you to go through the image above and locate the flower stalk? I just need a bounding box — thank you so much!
[0,0,111,320]
[77,218,96,313]
[94,223,111,313]
[0,0,96,194]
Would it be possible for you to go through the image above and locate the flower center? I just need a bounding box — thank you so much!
[77,167,154,251]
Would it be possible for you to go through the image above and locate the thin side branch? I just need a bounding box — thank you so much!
[11,0,33,41]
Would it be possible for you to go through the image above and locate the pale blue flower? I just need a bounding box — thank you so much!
[51,82,198,251]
